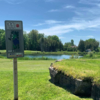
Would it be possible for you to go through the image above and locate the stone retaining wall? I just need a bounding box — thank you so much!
[49,65,100,100]
[91,84,100,100]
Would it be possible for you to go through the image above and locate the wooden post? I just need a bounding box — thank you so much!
[13,58,18,100]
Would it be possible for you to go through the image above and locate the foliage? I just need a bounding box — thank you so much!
[74,54,79,59]
[0,29,5,50]
[0,29,63,52]
[63,42,71,50]
[70,54,79,59]
[78,39,99,52]
[0,56,5,58]
[78,40,85,52]
[95,48,99,52]
[70,55,74,59]
[63,40,77,51]
[71,39,74,46]
[88,52,94,57]
[85,39,99,51]
[0,28,99,53]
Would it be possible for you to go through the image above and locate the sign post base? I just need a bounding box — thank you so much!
[13,58,18,100]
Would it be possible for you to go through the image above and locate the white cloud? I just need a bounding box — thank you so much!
[25,30,30,33]
[87,35,94,38]
[97,4,100,7]
[48,9,60,12]
[59,36,65,39]
[79,0,99,4]
[45,20,62,24]
[72,35,94,38]
[79,0,100,7]
[65,5,75,9]
[38,18,100,35]
[34,23,45,26]
[49,5,75,13]
[73,0,100,22]
[39,29,72,35]
[4,0,27,4]
[34,20,62,26]
[45,0,54,2]
[78,0,100,16]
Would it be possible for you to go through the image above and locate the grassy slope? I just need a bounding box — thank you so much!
[53,59,100,85]
[0,58,92,100]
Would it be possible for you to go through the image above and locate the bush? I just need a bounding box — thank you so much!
[70,55,74,59]
[88,52,94,57]
[95,48,99,52]
[74,54,79,59]
[0,56,4,58]
[93,50,95,53]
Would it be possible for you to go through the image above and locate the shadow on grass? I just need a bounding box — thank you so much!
[49,79,92,99]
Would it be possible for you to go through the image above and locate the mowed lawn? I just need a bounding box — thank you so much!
[0,58,92,100]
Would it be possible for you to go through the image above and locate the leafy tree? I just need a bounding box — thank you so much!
[63,42,71,51]
[78,40,85,52]
[28,30,39,50]
[58,40,63,51]
[23,31,29,50]
[0,29,5,50]
[71,39,74,46]
[85,39,99,51]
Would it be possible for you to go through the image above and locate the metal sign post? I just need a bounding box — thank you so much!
[5,20,24,100]
[13,58,18,100]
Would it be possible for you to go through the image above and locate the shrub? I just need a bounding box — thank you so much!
[88,52,94,57]
[70,55,74,59]
[74,54,79,59]
[95,48,99,52]
[93,50,95,54]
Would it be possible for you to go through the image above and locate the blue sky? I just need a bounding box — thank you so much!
[0,0,100,46]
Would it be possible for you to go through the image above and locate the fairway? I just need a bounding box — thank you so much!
[0,58,92,100]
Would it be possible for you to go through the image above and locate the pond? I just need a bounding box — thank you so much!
[0,54,82,60]
[24,54,82,60]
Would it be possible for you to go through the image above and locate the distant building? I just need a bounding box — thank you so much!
[86,49,91,52]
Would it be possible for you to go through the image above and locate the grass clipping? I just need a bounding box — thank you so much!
[53,59,100,85]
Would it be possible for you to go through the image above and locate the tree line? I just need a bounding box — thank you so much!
[0,29,99,52]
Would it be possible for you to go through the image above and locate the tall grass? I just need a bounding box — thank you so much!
[53,59,100,85]
[0,55,56,60]
[18,56,56,60]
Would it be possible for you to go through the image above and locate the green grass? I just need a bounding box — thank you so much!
[53,59,100,85]
[18,56,56,60]
[0,55,56,60]
[0,50,86,55]
[0,58,92,100]
[0,50,6,54]
[82,52,100,59]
